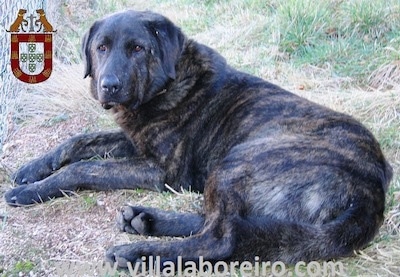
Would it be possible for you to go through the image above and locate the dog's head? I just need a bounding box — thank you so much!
[82,10,185,110]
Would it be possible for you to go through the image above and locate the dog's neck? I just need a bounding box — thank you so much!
[111,39,228,121]
[152,39,228,111]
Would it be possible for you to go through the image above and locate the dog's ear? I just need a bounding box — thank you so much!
[81,21,101,78]
[146,15,185,80]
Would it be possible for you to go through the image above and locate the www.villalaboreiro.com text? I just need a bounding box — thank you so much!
[55,256,345,276]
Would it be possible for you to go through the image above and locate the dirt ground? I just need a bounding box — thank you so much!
[0,116,203,276]
[0,99,399,276]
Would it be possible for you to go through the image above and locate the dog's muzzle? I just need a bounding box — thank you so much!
[101,102,118,110]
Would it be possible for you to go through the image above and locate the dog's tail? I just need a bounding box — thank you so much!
[232,195,387,264]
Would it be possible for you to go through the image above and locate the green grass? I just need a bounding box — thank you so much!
[273,0,400,85]
[51,0,400,88]
[81,194,98,210]
[387,177,400,209]
[1,260,35,277]
[40,113,70,127]
[275,0,331,56]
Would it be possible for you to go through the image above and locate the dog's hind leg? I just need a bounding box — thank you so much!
[117,205,204,237]
[230,199,385,264]
[106,214,237,268]
[106,169,246,268]
[108,196,385,268]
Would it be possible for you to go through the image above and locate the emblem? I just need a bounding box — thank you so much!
[7,9,56,84]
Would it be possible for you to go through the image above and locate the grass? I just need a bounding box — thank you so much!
[0,0,399,276]
[0,260,35,277]
[47,0,400,88]
[274,0,400,86]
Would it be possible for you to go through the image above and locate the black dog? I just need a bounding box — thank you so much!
[5,10,392,267]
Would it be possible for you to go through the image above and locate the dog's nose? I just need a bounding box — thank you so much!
[101,75,121,94]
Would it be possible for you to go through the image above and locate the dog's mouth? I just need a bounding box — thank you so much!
[101,100,140,111]
[101,102,120,110]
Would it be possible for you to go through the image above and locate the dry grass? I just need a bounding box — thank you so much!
[369,60,400,90]
[13,63,103,125]
[1,0,399,276]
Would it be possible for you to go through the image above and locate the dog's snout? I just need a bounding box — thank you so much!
[101,75,121,94]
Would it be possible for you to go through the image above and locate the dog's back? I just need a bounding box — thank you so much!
[205,72,392,262]
[184,52,392,262]
[111,34,392,262]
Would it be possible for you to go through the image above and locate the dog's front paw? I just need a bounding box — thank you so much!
[106,244,143,268]
[117,206,153,235]
[4,177,66,206]
[4,184,42,206]
[13,158,54,186]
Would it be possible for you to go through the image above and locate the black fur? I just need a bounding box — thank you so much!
[5,10,392,267]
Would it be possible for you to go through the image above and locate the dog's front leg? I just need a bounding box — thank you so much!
[12,131,135,186]
[5,157,165,206]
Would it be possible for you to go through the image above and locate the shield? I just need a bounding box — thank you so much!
[11,33,52,84]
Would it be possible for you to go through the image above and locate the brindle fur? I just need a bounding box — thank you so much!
[5,10,392,266]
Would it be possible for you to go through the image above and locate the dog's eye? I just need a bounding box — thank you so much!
[98,45,107,52]
[133,45,143,52]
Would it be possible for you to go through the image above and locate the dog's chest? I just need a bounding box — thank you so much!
[114,107,188,164]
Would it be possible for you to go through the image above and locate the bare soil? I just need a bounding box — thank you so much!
[0,116,202,276]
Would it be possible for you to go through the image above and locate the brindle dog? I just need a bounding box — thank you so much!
[5,10,392,267]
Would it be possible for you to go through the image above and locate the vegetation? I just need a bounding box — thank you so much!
[53,0,400,88]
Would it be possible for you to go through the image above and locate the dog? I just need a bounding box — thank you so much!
[5,10,392,268]
[6,9,28,32]
[35,9,56,33]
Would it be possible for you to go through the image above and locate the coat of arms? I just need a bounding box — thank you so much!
[7,9,56,84]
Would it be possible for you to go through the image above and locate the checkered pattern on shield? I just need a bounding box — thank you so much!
[28,63,36,72]
[29,53,36,62]
[28,43,36,52]
[36,53,43,62]
[20,53,28,62]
